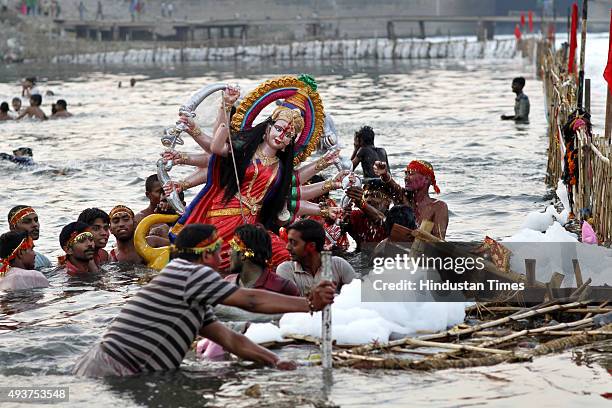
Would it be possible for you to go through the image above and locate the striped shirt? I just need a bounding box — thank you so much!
[100,258,238,373]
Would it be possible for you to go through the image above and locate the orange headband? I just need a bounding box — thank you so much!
[58,231,94,265]
[109,205,134,219]
[0,236,34,276]
[407,160,440,194]
[9,207,35,227]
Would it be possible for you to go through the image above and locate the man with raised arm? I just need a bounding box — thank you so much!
[374,159,449,240]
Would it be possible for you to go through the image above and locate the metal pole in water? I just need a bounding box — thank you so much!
[320,250,333,369]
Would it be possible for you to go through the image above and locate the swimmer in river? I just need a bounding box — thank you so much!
[0,147,35,166]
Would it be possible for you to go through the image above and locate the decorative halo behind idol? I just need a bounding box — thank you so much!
[231,74,325,165]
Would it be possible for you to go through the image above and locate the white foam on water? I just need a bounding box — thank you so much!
[278,280,465,345]
[244,322,284,344]
[521,205,557,232]
[502,176,611,286]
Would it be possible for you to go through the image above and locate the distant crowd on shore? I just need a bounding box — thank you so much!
[3,0,62,17]
[0,0,180,22]
[0,77,72,121]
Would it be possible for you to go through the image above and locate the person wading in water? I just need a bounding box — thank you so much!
[374,159,449,240]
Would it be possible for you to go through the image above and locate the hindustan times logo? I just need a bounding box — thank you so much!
[372,254,486,275]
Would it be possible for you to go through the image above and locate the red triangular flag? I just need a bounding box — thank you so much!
[521,13,526,27]
[514,24,522,40]
[528,11,534,32]
[604,10,612,90]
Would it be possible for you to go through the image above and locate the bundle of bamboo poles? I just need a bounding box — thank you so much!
[319,299,612,371]
[540,39,612,244]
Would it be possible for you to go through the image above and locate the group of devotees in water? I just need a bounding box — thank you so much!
[0,77,73,122]
[0,75,449,377]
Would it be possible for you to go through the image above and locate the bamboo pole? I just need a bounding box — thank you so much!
[572,259,584,287]
[569,277,591,298]
[525,259,536,287]
[576,0,587,109]
[531,324,612,356]
[540,330,612,336]
[400,338,512,355]
[478,316,595,348]
[349,301,590,355]
[606,87,612,142]
[320,250,333,369]
[467,306,610,314]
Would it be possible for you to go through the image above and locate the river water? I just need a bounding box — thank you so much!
[0,39,611,407]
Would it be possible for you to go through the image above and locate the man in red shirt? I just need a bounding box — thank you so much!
[225,224,299,296]
[58,222,98,276]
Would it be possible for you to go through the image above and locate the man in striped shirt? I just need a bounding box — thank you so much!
[73,224,335,377]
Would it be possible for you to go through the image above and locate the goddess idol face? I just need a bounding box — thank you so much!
[265,118,295,152]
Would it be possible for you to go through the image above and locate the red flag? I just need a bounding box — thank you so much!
[521,13,526,27]
[528,10,534,32]
[568,2,578,74]
[514,24,522,40]
[604,9,612,90]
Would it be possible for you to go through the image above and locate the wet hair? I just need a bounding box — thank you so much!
[512,77,526,88]
[287,219,325,252]
[172,224,216,262]
[12,147,32,157]
[0,102,8,113]
[234,224,272,268]
[219,117,295,230]
[0,230,29,260]
[30,94,42,106]
[355,126,375,146]
[384,205,417,236]
[8,205,31,224]
[145,174,160,193]
[56,99,67,109]
[78,208,110,225]
[59,221,90,250]
[12,97,21,104]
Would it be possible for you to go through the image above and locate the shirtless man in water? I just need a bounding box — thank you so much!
[50,99,73,118]
[16,95,47,120]
[374,159,448,239]
[109,205,145,265]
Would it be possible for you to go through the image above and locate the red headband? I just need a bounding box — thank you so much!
[9,207,35,227]
[0,236,34,276]
[407,160,440,194]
